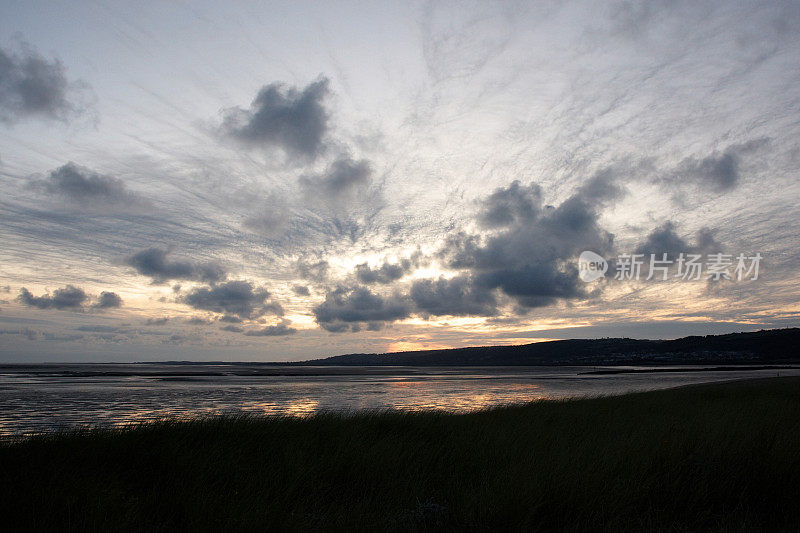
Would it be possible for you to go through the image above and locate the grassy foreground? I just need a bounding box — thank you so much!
[2,378,799,531]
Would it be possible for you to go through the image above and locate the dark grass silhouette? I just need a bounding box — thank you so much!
[1,377,798,531]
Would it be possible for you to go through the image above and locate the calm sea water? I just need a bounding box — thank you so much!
[1,364,797,436]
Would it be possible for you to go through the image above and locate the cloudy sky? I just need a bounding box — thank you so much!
[1,0,799,362]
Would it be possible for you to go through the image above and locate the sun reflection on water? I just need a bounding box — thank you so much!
[3,365,798,436]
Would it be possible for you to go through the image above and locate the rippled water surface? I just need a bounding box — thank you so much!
[1,364,797,435]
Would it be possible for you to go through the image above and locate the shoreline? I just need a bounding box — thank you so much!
[3,370,799,439]
[579,364,800,375]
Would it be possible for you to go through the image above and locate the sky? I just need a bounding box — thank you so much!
[1,0,799,362]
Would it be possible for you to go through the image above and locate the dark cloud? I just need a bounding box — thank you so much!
[355,259,411,285]
[125,247,226,284]
[410,275,498,317]
[17,286,87,310]
[575,166,628,205]
[220,324,243,333]
[0,42,89,124]
[437,170,619,309]
[355,252,426,285]
[299,155,373,204]
[635,222,687,256]
[14,286,119,313]
[93,291,122,309]
[476,180,542,229]
[695,228,719,251]
[313,286,411,332]
[183,280,282,320]
[476,263,585,309]
[291,284,311,296]
[625,222,724,282]
[219,78,330,159]
[34,163,149,208]
[355,261,404,284]
[243,319,297,336]
[438,231,481,269]
[185,316,213,325]
[672,139,769,191]
[635,221,720,256]
[145,317,169,326]
[471,169,623,232]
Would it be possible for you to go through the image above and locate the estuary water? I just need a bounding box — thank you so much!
[1,364,797,436]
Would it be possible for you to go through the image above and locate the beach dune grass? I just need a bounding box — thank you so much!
[1,377,799,531]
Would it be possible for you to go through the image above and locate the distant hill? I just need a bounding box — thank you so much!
[297,328,800,366]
